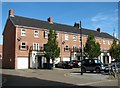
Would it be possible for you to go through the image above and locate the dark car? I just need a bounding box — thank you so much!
[81,59,108,73]
[70,60,81,68]
[109,59,120,73]
[55,61,73,69]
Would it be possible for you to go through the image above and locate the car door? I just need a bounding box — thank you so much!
[88,59,95,71]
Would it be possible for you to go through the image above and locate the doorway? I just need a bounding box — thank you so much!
[35,55,42,69]
[103,55,109,64]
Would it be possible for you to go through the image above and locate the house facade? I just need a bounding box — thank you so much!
[2,9,116,69]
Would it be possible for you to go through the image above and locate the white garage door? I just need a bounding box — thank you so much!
[63,57,70,61]
[17,57,28,69]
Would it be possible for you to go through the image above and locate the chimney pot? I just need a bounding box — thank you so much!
[74,22,80,28]
[97,28,101,32]
[9,9,14,17]
[47,17,53,23]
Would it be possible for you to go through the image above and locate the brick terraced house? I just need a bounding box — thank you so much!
[2,9,117,69]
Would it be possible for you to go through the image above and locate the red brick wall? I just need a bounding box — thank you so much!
[2,19,16,69]
[15,27,113,61]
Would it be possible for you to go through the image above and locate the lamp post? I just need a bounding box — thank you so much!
[80,21,83,75]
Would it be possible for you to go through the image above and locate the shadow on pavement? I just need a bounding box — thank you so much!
[2,73,98,88]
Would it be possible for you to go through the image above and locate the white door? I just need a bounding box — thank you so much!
[17,57,28,69]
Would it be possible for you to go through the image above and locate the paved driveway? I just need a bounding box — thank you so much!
[1,68,119,87]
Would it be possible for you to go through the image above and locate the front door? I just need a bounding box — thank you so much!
[103,56,109,64]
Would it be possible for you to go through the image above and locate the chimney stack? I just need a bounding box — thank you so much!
[9,9,14,17]
[47,17,53,24]
[74,22,80,28]
[96,28,101,32]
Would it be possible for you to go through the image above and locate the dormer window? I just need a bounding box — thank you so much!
[34,30,39,37]
[21,28,26,36]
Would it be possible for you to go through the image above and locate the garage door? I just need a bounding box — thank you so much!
[17,57,28,69]
[63,57,70,61]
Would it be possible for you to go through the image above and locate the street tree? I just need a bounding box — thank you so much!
[84,32,100,59]
[44,27,60,67]
[109,38,120,60]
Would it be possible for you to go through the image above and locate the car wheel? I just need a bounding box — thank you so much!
[81,67,86,73]
[63,65,66,69]
[95,68,101,73]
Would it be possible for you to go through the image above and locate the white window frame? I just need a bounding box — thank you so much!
[73,35,77,41]
[103,39,106,44]
[108,40,110,45]
[21,28,26,36]
[65,34,68,40]
[57,33,59,39]
[44,31,48,38]
[99,39,102,44]
[21,42,27,50]
[65,45,69,51]
[33,43,39,50]
[34,30,39,37]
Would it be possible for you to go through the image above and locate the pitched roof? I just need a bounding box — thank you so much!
[10,15,114,39]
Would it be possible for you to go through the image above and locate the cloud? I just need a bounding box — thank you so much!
[90,10,118,36]
[91,13,108,22]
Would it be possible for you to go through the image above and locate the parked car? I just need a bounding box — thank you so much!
[111,59,120,67]
[55,61,73,69]
[70,60,81,68]
[81,59,108,73]
[109,59,120,73]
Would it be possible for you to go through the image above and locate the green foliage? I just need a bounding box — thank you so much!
[84,32,100,59]
[109,38,120,59]
[44,27,60,62]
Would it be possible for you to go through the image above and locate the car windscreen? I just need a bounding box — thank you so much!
[94,59,102,64]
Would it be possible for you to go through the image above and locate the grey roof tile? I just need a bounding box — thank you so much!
[10,15,114,39]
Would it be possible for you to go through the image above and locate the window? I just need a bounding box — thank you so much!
[34,30,39,37]
[33,43,39,50]
[65,34,68,40]
[20,42,27,50]
[44,31,48,38]
[21,28,26,36]
[108,40,110,45]
[99,39,102,44]
[103,39,106,44]
[64,45,69,51]
[56,33,59,39]
[73,45,77,52]
[73,35,77,41]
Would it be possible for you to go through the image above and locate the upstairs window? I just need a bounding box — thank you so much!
[44,31,48,38]
[21,28,26,36]
[108,40,110,45]
[103,39,106,44]
[56,33,59,39]
[33,43,39,51]
[34,30,39,37]
[64,45,69,51]
[65,34,68,40]
[73,35,77,41]
[19,42,28,50]
[99,39,102,44]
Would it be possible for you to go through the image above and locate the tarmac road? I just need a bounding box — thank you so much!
[1,68,119,87]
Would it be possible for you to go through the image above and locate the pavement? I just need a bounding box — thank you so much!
[1,68,119,87]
